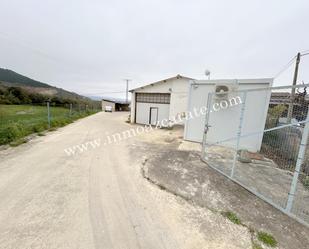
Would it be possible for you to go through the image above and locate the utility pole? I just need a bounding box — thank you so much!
[287,52,301,123]
[124,79,131,103]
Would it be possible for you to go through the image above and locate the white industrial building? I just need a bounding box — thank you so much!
[130,75,193,126]
[184,78,273,152]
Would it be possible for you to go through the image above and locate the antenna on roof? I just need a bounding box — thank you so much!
[205,69,211,80]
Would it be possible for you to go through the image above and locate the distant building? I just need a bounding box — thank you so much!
[270,92,291,105]
[270,91,308,121]
[129,74,194,126]
[270,91,309,105]
[101,98,130,112]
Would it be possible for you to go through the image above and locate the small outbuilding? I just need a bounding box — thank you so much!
[130,74,194,126]
[184,78,273,152]
[101,98,130,112]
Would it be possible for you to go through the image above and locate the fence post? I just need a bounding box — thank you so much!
[286,112,309,212]
[231,91,247,178]
[70,103,72,115]
[201,92,214,159]
[47,101,51,128]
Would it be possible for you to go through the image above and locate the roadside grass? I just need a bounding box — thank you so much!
[257,231,278,247]
[0,104,98,145]
[252,242,263,249]
[9,138,28,147]
[221,211,242,225]
[220,210,278,248]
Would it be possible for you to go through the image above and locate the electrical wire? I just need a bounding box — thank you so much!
[273,55,296,78]
[300,49,309,54]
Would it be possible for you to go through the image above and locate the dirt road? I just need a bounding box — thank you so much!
[0,112,251,249]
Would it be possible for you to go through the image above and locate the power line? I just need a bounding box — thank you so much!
[274,55,297,78]
[300,49,309,54]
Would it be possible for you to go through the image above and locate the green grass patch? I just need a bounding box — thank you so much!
[252,242,263,249]
[0,104,98,146]
[10,138,27,147]
[257,231,277,247]
[221,211,242,225]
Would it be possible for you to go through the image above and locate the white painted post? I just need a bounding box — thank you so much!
[231,91,247,178]
[201,92,214,159]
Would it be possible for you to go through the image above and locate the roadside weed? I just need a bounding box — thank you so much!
[221,211,242,225]
[257,231,277,247]
[252,242,263,249]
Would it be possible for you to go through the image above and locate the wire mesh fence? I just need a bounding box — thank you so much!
[0,102,101,145]
[202,84,309,227]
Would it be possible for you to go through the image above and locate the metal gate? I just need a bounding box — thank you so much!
[202,84,309,227]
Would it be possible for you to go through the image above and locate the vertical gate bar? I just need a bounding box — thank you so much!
[231,91,247,178]
[286,111,309,212]
[201,92,213,159]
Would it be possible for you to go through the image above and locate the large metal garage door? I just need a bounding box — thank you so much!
[135,93,170,125]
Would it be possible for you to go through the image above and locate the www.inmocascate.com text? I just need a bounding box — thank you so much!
[64,96,242,156]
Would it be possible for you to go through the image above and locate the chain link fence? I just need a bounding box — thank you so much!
[0,102,101,145]
[202,84,309,227]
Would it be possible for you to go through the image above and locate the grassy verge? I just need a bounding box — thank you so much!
[0,104,99,145]
[219,210,278,248]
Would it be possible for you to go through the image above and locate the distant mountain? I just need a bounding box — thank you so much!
[84,95,130,103]
[84,95,103,101]
[0,68,93,103]
[0,68,50,88]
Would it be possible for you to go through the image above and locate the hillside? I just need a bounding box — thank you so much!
[0,68,50,88]
[0,68,96,105]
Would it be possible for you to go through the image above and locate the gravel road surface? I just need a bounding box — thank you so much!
[0,112,252,249]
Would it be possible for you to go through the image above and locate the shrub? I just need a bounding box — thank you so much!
[0,123,25,144]
[32,124,47,133]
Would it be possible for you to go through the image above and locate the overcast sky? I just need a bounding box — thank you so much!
[0,0,308,99]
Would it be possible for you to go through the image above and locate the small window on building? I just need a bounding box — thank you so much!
[136,93,170,104]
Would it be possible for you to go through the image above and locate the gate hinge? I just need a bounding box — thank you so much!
[204,124,211,134]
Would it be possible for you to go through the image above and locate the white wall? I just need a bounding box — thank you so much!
[136,103,170,126]
[169,78,189,124]
[130,77,190,125]
[130,92,136,122]
[184,79,273,152]
[102,100,115,111]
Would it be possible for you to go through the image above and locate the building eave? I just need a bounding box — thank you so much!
[129,74,194,92]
